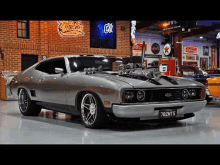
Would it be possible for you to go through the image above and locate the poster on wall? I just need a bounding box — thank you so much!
[203,46,209,56]
[184,46,198,54]
[200,58,208,70]
[90,20,116,49]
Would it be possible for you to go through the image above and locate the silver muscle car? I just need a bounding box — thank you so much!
[10,55,207,128]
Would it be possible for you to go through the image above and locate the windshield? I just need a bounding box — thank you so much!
[68,57,122,72]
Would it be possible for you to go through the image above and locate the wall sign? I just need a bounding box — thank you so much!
[186,55,196,60]
[132,43,147,51]
[57,21,84,37]
[184,46,198,54]
[90,20,116,49]
[151,43,160,54]
[163,43,171,56]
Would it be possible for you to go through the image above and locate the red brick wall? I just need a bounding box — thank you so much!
[0,20,131,99]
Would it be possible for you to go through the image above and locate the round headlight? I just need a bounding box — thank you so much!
[137,90,145,101]
[189,89,196,97]
[125,91,134,100]
[182,89,189,99]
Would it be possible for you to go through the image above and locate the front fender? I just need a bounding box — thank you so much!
[65,73,132,108]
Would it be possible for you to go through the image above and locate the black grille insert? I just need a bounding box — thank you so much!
[123,88,202,103]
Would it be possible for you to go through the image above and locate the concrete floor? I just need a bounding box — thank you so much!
[1,99,220,144]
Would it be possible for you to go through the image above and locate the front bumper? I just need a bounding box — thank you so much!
[112,100,206,119]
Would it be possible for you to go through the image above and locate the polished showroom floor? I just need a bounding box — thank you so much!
[1,99,220,144]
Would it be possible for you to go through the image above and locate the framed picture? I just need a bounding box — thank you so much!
[183,61,198,66]
[203,46,209,56]
[200,58,208,70]
[186,55,196,60]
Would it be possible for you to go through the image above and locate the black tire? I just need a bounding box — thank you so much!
[18,88,42,116]
[80,92,108,129]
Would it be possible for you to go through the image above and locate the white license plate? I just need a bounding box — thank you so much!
[159,109,177,119]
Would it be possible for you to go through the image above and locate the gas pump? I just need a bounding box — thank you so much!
[158,57,180,76]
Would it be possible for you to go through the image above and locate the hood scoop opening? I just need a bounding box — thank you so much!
[161,76,178,85]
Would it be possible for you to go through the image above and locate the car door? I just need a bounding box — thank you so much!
[37,57,68,105]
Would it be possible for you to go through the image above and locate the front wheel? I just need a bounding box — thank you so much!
[80,93,108,129]
[18,88,41,116]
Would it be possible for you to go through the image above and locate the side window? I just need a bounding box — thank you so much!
[48,58,67,74]
[35,61,50,73]
[36,58,67,74]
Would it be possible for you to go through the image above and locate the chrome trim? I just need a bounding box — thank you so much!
[118,99,206,105]
[112,100,207,118]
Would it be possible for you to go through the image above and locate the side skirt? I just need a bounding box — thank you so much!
[35,101,80,116]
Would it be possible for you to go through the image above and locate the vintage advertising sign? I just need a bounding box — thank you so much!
[163,43,171,56]
[57,21,84,37]
[186,55,196,60]
[184,46,198,54]
[151,43,160,54]
[132,43,147,51]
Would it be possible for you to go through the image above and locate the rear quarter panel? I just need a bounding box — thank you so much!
[11,63,43,100]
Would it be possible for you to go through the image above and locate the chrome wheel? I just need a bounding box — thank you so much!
[18,89,29,113]
[81,93,97,126]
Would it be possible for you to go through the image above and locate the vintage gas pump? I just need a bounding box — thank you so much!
[158,57,180,76]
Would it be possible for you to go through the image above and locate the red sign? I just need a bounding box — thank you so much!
[132,43,147,51]
[184,46,198,54]
[151,43,160,54]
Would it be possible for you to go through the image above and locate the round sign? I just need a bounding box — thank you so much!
[163,43,171,56]
[151,43,160,54]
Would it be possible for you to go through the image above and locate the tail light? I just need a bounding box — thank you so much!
[200,88,205,99]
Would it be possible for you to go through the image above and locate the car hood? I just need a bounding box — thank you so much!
[88,72,204,88]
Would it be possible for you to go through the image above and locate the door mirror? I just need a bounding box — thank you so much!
[55,68,64,74]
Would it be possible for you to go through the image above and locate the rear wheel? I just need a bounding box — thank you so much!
[18,88,41,116]
[80,93,107,128]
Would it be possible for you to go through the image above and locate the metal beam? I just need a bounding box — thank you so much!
[182,24,220,39]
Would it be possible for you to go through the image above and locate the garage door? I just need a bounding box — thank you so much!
[21,54,38,71]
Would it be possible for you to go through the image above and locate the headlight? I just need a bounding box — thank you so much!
[122,90,135,103]
[182,89,189,99]
[137,90,145,101]
[188,89,196,97]
[125,91,134,99]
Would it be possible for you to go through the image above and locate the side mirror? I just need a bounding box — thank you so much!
[55,68,64,75]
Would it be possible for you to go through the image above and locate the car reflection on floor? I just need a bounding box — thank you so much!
[2,100,220,144]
